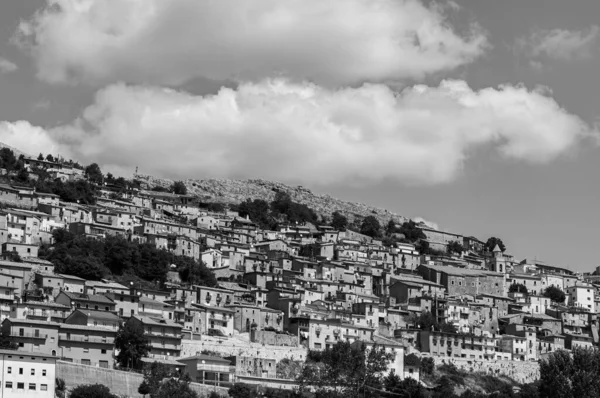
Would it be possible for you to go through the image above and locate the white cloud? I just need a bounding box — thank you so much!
[414,217,439,230]
[0,79,594,185]
[0,57,17,73]
[15,0,487,86]
[518,26,599,61]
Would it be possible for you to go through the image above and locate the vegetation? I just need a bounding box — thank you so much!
[539,348,600,398]
[139,362,198,398]
[55,378,66,398]
[114,320,150,369]
[69,384,118,398]
[172,181,188,195]
[238,192,318,230]
[298,341,394,397]
[485,237,506,253]
[84,163,104,184]
[360,215,382,239]
[412,311,457,333]
[420,356,435,376]
[543,286,566,303]
[508,283,528,295]
[447,240,464,256]
[43,229,216,285]
[330,211,348,231]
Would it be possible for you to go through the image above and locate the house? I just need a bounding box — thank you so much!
[189,303,235,337]
[1,242,39,259]
[1,319,61,356]
[128,316,183,359]
[0,349,57,397]
[55,291,116,312]
[178,354,233,386]
[57,274,85,294]
[227,355,276,378]
[10,301,70,323]
[228,304,283,334]
[60,310,118,368]
[105,291,140,319]
[34,273,65,297]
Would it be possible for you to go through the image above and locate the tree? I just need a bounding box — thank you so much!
[413,311,457,333]
[229,383,259,398]
[155,373,198,398]
[539,348,600,398]
[85,163,103,184]
[140,361,170,397]
[331,211,348,231]
[447,240,464,256]
[383,372,425,397]
[485,237,506,253]
[508,283,528,295]
[298,341,394,397]
[543,286,566,303]
[46,154,55,162]
[360,216,382,239]
[385,219,397,236]
[55,378,66,398]
[69,384,118,398]
[420,357,435,376]
[115,320,150,369]
[0,334,17,350]
[171,181,188,195]
[398,220,427,242]
[37,153,44,161]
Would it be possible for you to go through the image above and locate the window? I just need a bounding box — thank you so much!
[41,384,48,391]
[84,348,89,353]
[31,369,35,375]
[101,349,107,354]
[29,383,36,390]
[17,382,24,389]
[42,369,46,376]
[5,382,11,388]
[18,368,23,375]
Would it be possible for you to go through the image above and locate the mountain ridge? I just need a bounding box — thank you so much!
[134,174,411,226]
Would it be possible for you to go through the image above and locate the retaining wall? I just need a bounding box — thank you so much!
[56,361,228,397]
[432,356,540,384]
[182,337,307,362]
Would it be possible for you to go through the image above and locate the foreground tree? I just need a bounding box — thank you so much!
[55,378,66,398]
[69,384,118,398]
[539,348,600,398]
[447,240,464,256]
[298,341,394,397]
[85,163,103,184]
[115,320,150,369]
[543,286,566,303]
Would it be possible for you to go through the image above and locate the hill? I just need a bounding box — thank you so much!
[134,174,410,226]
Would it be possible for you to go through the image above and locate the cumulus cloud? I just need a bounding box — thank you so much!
[517,26,599,62]
[0,79,593,185]
[0,57,17,73]
[14,0,487,86]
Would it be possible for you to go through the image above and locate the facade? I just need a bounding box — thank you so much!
[0,349,56,397]
[128,316,183,359]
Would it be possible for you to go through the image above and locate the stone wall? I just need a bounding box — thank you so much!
[251,330,298,346]
[56,361,228,397]
[182,336,307,362]
[432,356,539,384]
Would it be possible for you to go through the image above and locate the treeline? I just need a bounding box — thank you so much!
[43,229,217,286]
[237,191,318,230]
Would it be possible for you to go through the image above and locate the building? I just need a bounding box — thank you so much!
[128,316,183,359]
[0,349,56,397]
[227,355,276,378]
[178,354,233,386]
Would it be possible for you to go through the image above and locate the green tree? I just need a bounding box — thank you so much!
[298,341,394,397]
[115,320,150,369]
[138,380,152,397]
[46,154,55,162]
[229,383,259,398]
[69,384,118,398]
[485,237,506,253]
[447,240,464,256]
[360,216,382,239]
[420,357,435,376]
[171,181,188,195]
[385,219,397,236]
[55,378,66,398]
[331,211,348,231]
[543,286,566,303]
[155,373,198,398]
[15,168,29,183]
[37,153,44,161]
[140,361,170,397]
[508,283,528,295]
[539,348,600,398]
[85,163,103,184]
[383,372,425,397]
[398,220,427,242]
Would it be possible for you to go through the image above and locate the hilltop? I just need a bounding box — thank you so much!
[134,174,410,226]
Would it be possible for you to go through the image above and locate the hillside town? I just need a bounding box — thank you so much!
[0,152,595,396]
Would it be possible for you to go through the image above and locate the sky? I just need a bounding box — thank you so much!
[0,0,600,271]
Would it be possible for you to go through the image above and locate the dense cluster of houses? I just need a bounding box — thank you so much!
[0,156,597,388]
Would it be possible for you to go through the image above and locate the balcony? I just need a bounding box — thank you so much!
[59,335,114,344]
[15,333,47,339]
[147,331,183,339]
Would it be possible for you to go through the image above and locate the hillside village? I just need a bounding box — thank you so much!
[0,149,595,395]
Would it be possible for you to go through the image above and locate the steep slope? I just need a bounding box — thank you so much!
[135,174,409,225]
